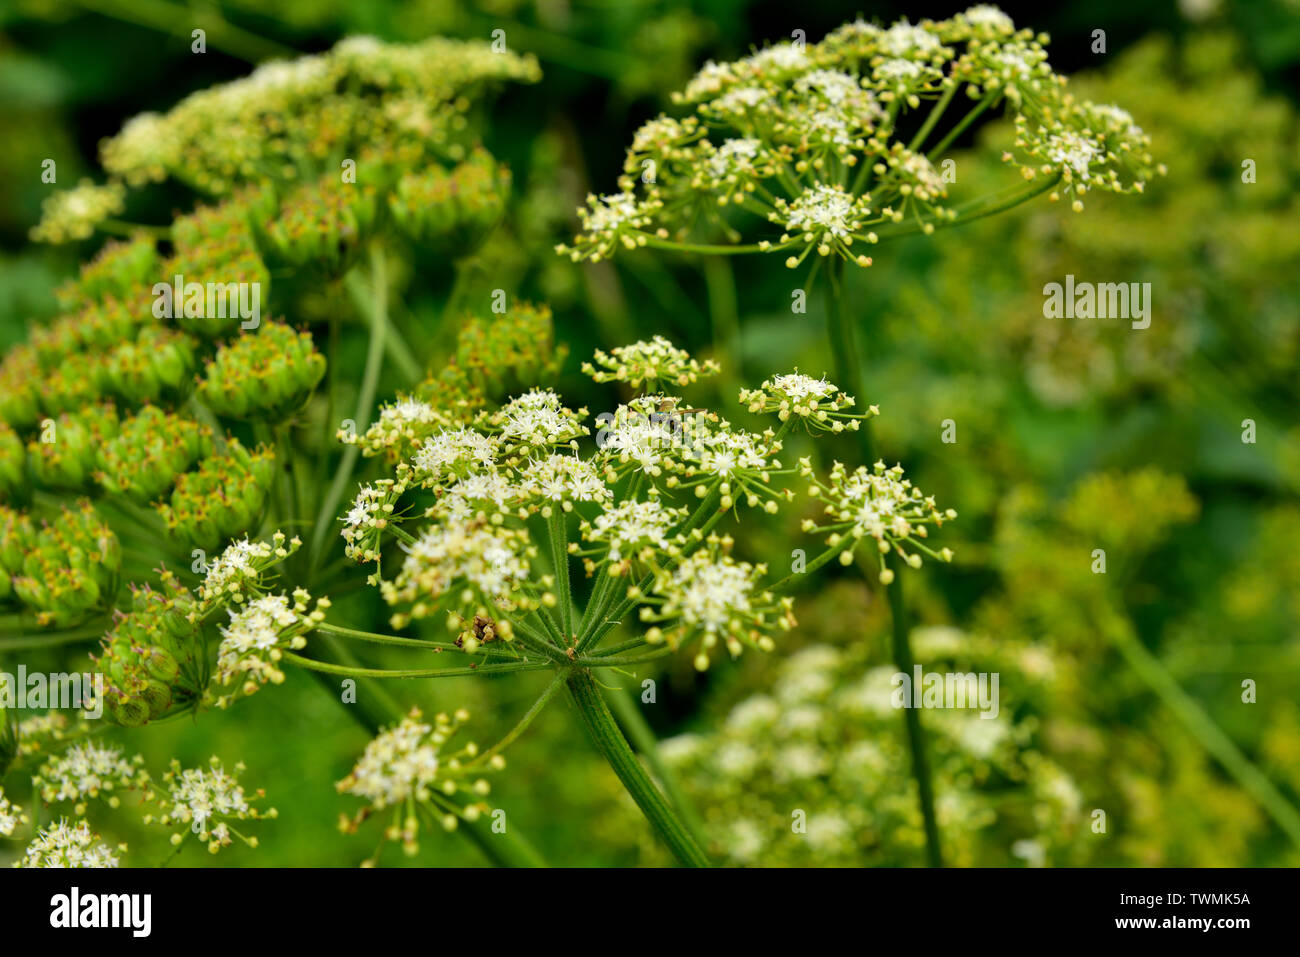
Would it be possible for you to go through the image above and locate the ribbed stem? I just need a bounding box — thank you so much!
[567,669,710,867]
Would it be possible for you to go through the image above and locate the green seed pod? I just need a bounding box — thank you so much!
[26,404,118,492]
[54,235,160,312]
[156,439,274,550]
[104,327,199,405]
[40,352,111,417]
[94,570,204,726]
[389,148,511,254]
[0,423,26,499]
[11,499,120,628]
[258,173,381,275]
[96,405,213,504]
[0,345,44,428]
[198,321,326,420]
[26,403,119,492]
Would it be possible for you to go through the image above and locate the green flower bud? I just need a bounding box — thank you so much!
[0,423,26,499]
[162,241,272,340]
[26,403,119,491]
[41,352,111,417]
[94,570,204,726]
[258,174,380,275]
[105,326,199,405]
[0,345,44,427]
[389,148,511,254]
[96,405,213,503]
[55,235,160,312]
[198,321,326,420]
[156,439,274,550]
[12,499,120,628]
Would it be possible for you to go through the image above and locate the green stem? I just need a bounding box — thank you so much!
[546,509,575,644]
[309,244,389,573]
[1107,613,1300,848]
[282,652,548,680]
[884,552,943,867]
[604,684,710,848]
[702,257,742,407]
[74,0,294,62]
[315,621,463,652]
[566,669,710,867]
[925,90,1000,161]
[470,671,568,768]
[827,259,875,462]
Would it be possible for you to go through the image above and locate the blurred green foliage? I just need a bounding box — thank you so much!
[1,0,1299,866]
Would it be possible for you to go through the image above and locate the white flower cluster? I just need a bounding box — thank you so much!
[559,6,1161,269]
[582,336,722,390]
[0,786,27,837]
[740,371,876,433]
[151,757,271,853]
[803,460,957,583]
[212,590,328,706]
[32,743,144,810]
[196,531,300,610]
[337,708,496,859]
[18,819,121,868]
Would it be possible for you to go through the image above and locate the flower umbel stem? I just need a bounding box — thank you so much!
[566,669,711,867]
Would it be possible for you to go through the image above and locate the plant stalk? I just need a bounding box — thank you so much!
[566,669,710,867]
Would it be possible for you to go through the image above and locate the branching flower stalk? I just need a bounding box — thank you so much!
[560,7,1161,867]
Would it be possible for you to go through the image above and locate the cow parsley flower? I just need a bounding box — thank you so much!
[577,497,687,573]
[18,819,121,868]
[32,743,145,812]
[197,531,300,610]
[212,591,327,706]
[409,427,498,488]
[740,372,877,432]
[641,536,796,670]
[803,460,957,582]
[149,757,273,853]
[0,787,26,836]
[337,708,497,860]
[583,336,721,390]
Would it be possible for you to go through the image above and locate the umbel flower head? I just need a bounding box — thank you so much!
[32,743,146,814]
[211,590,329,707]
[337,708,499,862]
[146,757,274,854]
[803,459,957,583]
[18,819,123,868]
[0,785,27,837]
[558,6,1161,274]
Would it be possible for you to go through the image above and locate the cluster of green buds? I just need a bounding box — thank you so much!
[337,708,500,862]
[96,405,213,504]
[558,6,1161,274]
[198,321,326,419]
[54,235,160,309]
[155,440,275,550]
[29,181,125,243]
[0,506,32,603]
[25,404,118,491]
[93,570,204,726]
[258,174,380,275]
[103,327,198,405]
[7,500,120,627]
[0,424,26,498]
[389,148,511,254]
[96,37,540,196]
